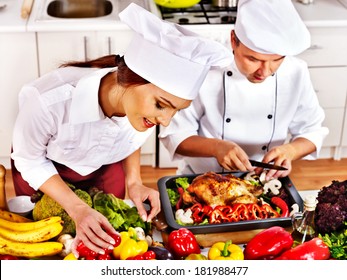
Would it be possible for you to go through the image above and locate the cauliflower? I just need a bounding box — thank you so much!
[32,184,92,236]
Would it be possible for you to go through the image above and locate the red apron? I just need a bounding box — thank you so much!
[11,159,126,198]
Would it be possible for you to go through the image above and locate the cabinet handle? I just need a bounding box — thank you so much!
[108,37,112,55]
[84,36,88,61]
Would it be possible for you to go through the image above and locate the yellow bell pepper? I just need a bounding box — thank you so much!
[208,240,244,260]
[63,252,78,260]
[113,227,148,260]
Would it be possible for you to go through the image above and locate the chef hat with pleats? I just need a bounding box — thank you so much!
[118,3,232,100]
[235,0,311,56]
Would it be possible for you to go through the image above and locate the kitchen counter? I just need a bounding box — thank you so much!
[293,0,347,27]
[26,0,150,32]
[1,0,347,32]
[0,0,28,32]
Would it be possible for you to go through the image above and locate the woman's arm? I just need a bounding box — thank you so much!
[123,149,160,222]
[39,175,118,257]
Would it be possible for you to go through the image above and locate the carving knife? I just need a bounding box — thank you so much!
[249,160,288,171]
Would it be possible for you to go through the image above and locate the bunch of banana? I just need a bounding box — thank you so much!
[0,212,64,258]
[0,209,33,223]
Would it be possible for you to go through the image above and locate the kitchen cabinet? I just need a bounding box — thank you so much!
[0,32,38,168]
[36,29,156,166]
[296,26,347,159]
[37,29,134,75]
[37,31,98,75]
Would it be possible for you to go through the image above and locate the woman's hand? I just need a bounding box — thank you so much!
[39,174,119,258]
[127,182,161,223]
[123,148,160,223]
[70,203,120,258]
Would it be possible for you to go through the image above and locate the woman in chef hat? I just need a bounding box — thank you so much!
[160,0,329,180]
[11,3,231,257]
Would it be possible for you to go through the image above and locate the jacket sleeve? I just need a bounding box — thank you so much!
[287,59,329,158]
[11,85,58,190]
[159,96,205,161]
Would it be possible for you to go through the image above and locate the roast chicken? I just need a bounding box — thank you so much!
[182,172,263,207]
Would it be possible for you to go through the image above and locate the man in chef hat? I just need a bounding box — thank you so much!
[160,0,329,180]
[11,3,232,256]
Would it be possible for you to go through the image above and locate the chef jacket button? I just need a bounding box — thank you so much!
[227,71,233,76]
[226,118,231,123]
[262,145,267,151]
[267,114,273,119]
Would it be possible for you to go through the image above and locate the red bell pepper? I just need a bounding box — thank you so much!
[190,203,212,224]
[175,187,184,210]
[243,226,293,260]
[271,197,289,217]
[167,228,201,259]
[260,203,280,218]
[275,237,330,260]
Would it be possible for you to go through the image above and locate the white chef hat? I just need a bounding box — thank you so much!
[118,3,232,100]
[235,0,311,56]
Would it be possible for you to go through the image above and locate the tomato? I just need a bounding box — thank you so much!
[143,250,156,260]
[76,242,98,259]
[97,254,112,260]
[0,254,19,260]
[109,233,122,248]
[127,255,144,260]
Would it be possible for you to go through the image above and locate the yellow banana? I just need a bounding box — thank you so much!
[0,220,63,243]
[0,216,62,232]
[0,235,63,258]
[0,209,33,223]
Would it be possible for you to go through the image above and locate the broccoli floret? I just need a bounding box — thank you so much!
[175,177,190,191]
[32,185,92,236]
[167,188,180,207]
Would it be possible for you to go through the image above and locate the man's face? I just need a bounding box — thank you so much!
[231,31,285,83]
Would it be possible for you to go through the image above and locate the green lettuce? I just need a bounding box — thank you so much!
[93,191,151,233]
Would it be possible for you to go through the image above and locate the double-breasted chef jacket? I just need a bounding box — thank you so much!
[160,56,329,175]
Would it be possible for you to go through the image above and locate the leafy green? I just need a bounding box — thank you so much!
[93,191,151,234]
[167,188,180,207]
[319,223,347,260]
[175,177,190,191]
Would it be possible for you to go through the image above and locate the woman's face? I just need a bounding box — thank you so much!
[123,83,191,132]
[231,31,285,83]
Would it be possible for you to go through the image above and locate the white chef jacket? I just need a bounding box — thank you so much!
[11,67,154,190]
[159,56,329,174]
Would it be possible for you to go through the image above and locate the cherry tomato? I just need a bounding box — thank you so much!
[102,247,114,255]
[0,254,20,260]
[143,251,156,260]
[98,254,112,260]
[127,255,144,260]
[109,232,122,248]
[76,242,92,258]
[76,242,98,259]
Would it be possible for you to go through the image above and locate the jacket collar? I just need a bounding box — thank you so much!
[70,67,116,124]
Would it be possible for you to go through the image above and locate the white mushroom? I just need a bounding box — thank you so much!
[244,171,257,183]
[175,208,194,225]
[145,235,153,246]
[263,178,282,195]
[259,171,268,185]
[289,203,300,217]
[57,234,74,257]
[134,227,146,240]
